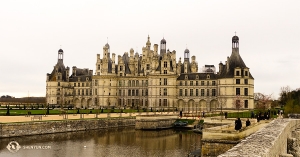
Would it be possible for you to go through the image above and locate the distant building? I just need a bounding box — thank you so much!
[46,35,254,111]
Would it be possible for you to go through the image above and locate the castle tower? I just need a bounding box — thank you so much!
[103,43,110,59]
[146,35,151,49]
[160,38,166,55]
[183,48,190,73]
[58,49,63,63]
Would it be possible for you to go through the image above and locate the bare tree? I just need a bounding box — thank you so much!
[218,97,227,121]
[232,95,244,117]
[255,93,272,111]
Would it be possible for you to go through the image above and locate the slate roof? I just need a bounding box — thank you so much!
[219,51,254,79]
[48,60,67,81]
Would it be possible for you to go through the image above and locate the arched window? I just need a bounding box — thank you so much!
[128,80,131,86]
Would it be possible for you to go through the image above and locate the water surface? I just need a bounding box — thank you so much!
[0,127,201,157]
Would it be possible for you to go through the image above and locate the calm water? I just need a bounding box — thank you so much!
[0,127,202,157]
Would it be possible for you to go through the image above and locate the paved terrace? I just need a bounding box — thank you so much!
[0,112,182,123]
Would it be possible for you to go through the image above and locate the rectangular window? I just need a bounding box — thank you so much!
[164,78,167,85]
[164,88,167,96]
[95,80,98,86]
[201,89,204,96]
[82,83,84,87]
[86,89,88,95]
[245,71,248,76]
[159,78,162,85]
[201,81,204,86]
[236,79,240,84]
[119,81,122,86]
[74,83,76,87]
[146,64,150,70]
[119,90,121,96]
[196,89,199,96]
[179,89,183,96]
[120,66,123,71]
[236,71,240,76]
[190,81,193,86]
[212,81,216,86]
[185,89,188,96]
[179,81,182,86]
[132,90,135,96]
[159,99,162,106]
[128,90,131,96]
[98,64,100,70]
[82,89,84,95]
[136,89,139,96]
[244,88,248,96]
[145,89,148,96]
[78,83,80,87]
[244,100,248,108]
[95,89,97,95]
[196,81,198,86]
[207,89,209,96]
[164,70,167,74]
[212,89,216,96]
[164,61,167,68]
[207,81,209,86]
[244,79,248,84]
[163,99,167,106]
[145,80,148,86]
[78,90,80,95]
[190,89,193,96]
[120,73,122,76]
[236,88,240,95]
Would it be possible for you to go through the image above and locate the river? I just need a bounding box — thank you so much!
[0,127,202,157]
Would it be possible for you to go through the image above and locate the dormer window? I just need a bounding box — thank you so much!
[245,71,248,76]
[236,71,240,76]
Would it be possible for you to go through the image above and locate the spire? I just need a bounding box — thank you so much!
[146,35,151,48]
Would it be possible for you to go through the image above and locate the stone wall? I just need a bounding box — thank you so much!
[218,119,300,157]
[135,115,177,129]
[0,118,135,138]
[201,139,238,157]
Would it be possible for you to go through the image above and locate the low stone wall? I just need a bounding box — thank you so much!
[135,115,177,129]
[218,119,300,157]
[201,139,239,157]
[203,120,268,141]
[0,118,135,138]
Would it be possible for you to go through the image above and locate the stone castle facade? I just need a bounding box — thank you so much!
[46,35,254,112]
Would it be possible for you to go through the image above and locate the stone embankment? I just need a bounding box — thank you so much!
[0,117,135,138]
[135,115,178,129]
[218,118,300,157]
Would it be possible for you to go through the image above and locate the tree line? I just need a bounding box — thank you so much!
[279,86,300,114]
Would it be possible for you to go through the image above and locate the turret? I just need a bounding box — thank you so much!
[160,38,166,55]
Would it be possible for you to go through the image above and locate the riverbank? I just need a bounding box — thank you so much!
[0,117,135,138]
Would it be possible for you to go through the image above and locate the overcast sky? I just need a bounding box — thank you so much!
[0,0,299,99]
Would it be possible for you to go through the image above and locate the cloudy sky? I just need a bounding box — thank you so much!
[0,0,299,99]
